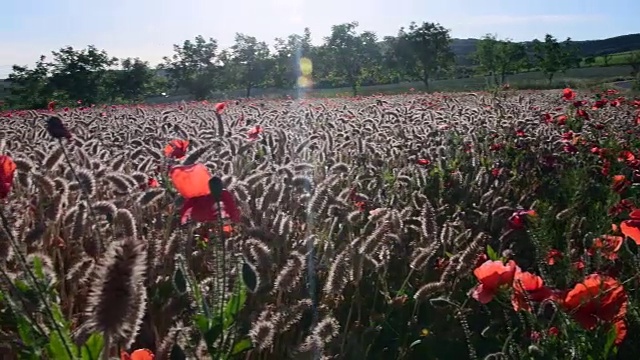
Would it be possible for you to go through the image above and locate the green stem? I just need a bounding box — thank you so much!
[215,201,227,358]
[0,266,48,337]
[0,209,75,360]
[101,332,110,360]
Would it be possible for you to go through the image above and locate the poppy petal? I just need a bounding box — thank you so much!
[621,220,640,245]
[471,284,495,304]
[131,349,155,360]
[170,164,211,199]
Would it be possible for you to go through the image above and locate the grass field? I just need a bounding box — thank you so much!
[581,52,638,67]
[147,65,635,103]
[1,89,640,359]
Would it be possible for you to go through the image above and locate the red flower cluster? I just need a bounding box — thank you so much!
[471,258,628,344]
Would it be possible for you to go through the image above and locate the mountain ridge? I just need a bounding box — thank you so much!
[450,33,640,65]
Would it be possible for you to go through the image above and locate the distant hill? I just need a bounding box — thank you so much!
[451,33,640,66]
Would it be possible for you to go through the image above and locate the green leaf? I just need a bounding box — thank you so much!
[32,256,45,281]
[203,318,223,350]
[16,315,36,346]
[47,331,77,360]
[602,325,618,358]
[81,333,104,360]
[486,244,499,261]
[231,338,253,355]
[50,302,67,326]
[224,282,247,327]
[173,266,187,295]
[194,314,210,333]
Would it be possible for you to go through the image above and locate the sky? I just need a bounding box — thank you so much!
[1,0,638,78]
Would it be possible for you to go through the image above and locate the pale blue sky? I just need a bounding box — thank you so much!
[1,0,638,77]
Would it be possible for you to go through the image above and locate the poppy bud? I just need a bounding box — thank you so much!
[46,116,72,139]
[208,176,224,202]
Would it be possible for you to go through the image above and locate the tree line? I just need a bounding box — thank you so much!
[4,21,640,109]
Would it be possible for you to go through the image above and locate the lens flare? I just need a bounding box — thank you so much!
[299,57,312,76]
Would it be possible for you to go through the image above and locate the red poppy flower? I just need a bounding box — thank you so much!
[148,178,159,188]
[561,131,574,141]
[169,163,240,224]
[562,88,576,101]
[48,101,56,112]
[121,348,154,360]
[0,155,17,199]
[164,139,189,159]
[618,150,635,163]
[588,235,623,261]
[512,269,553,312]
[593,99,608,109]
[247,125,263,141]
[471,259,517,304]
[560,274,628,345]
[416,159,431,166]
[546,249,562,265]
[215,102,226,114]
[575,109,589,120]
[612,175,629,194]
[620,209,640,245]
[556,115,568,125]
[508,210,536,230]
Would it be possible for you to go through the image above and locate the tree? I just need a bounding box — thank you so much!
[48,45,118,104]
[532,35,574,84]
[584,56,596,67]
[230,33,272,97]
[563,39,581,69]
[7,55,54,109]
[324,22,381,95]
[271,28,313,89]
[107,58,157,102]
[473,34,526,86]
[162,36,220,100]
[626,51,640,79]
[395,22,454,89]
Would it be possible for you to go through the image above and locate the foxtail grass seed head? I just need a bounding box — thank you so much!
[273,251,306,293]
[85,238,147,339]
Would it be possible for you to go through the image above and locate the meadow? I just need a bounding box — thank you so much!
[1,88,640,359]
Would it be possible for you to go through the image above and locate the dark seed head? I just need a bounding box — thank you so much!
[208,176,224,201]
[46,116,72,140]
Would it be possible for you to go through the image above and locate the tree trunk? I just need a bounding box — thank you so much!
[245,83,252,98]
[547,73,554,85]
[422,71,429,90]
[351,83,358,96]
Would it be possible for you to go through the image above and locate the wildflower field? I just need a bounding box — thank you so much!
[1,89,640,360]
